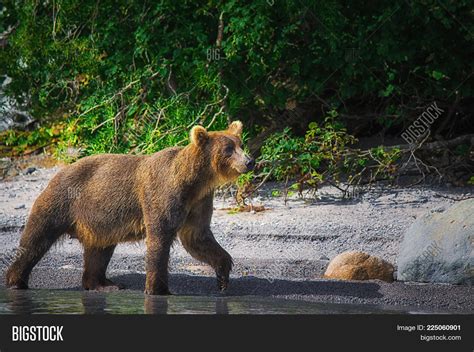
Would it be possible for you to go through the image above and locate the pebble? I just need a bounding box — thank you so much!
[24,167,37,175]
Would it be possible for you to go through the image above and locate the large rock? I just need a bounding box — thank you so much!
[324,251,394,282]
[0,157,19,179]
[0,75,35,132]
[397,199,473,285]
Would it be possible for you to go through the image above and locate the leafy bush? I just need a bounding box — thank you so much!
[1,0,232,158]
[0,122,65,156]
[0,0,471,194]
[260,115,354,186]
[237,113,401,201]
[1,0,473,160]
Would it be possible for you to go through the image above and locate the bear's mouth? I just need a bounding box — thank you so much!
[232,166,246,176]
[233,164,248,174]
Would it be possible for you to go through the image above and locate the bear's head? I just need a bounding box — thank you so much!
[190,121,255,184]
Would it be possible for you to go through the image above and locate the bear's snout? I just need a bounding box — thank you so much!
[245,157,255,171]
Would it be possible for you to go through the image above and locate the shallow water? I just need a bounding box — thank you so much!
[0,289,439,314]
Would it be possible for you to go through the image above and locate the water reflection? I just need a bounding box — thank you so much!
[144,295,168,314]
[0,288,438,314]
[82,292,107,314]
[5,290,35,314]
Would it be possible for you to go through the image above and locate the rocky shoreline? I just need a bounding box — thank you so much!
[0,166,473,313]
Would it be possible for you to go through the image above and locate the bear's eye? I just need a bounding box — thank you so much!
[224,145,234,156]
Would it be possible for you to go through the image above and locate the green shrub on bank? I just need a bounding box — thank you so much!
[0,0,471,195]
[1,0,473,160]
[238,112,402,200]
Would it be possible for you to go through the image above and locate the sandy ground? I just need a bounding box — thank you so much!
[0,166,473,313]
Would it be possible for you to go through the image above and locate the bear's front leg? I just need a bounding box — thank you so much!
[215,252,233,292]
[179,227,233,292]
[145,234,173,295]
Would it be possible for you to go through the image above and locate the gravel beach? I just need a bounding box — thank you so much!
[0,166,472,313]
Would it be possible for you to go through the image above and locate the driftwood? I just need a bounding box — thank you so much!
[352,133,474,187]
[384,133,474,153]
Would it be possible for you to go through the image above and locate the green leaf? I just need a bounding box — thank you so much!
[432,70,444,80]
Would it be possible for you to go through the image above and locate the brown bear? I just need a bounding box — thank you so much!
[5,121,254,295]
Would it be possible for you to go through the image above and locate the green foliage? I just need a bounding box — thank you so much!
[244,114,401,196]
[0,123,64,155]
[1,0,473,160]
[258,113,356,188]
[236,170,254,189]
[271,190,281,197]
[1,0,231,158]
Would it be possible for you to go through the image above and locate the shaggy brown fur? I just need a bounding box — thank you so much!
[5,121,254,295]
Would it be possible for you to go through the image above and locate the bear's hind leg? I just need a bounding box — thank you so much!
[82,245,122,291]
[6,220,63,289]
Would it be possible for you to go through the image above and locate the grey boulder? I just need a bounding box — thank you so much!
[397,199,473,284]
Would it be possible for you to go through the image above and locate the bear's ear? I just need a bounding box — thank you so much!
[227,120,243,137]
[190,125,208,146]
